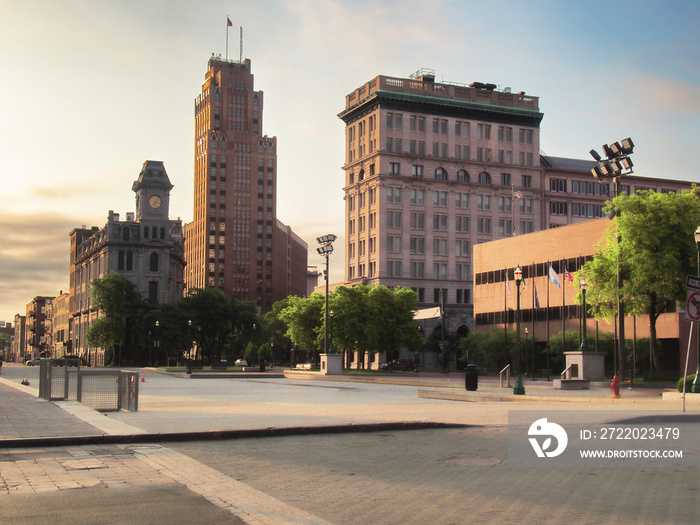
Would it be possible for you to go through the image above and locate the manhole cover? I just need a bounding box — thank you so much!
[445,457,501,467]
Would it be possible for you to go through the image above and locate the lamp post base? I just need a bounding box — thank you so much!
[513,374,526,395]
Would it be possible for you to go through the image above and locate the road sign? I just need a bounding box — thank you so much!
[685,290,700,322]
[686,275,700,290]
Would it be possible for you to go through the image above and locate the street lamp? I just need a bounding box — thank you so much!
[154,320,160,367]
[580,279,589,352]
[329,310,334,353]
[317,234,336,354]
[590,137,634,388]
[692,226,700,393]
[513,265,525,395]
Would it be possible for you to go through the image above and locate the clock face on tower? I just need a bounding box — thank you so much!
[149,195,162,209]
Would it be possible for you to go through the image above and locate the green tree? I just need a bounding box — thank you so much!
[279,293,325,353]
[581,187,700,370]
[183,288,231,363]
[86,271,145,365]
[459,326,515,369]
[330,285,375,365]
[368,286,424,360]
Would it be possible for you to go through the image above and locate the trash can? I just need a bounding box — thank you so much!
[465,364,478,391]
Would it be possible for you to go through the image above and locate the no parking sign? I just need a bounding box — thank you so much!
[685,276,700,323]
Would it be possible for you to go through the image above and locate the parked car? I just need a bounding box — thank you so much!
[381,358,417,372]
[234,359,248,367]
[26,358,42,366]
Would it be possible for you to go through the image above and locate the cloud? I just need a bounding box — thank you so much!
[0,213,78,321]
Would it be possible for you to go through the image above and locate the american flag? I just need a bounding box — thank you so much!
[513,187,523,199]
[564,267,574,285]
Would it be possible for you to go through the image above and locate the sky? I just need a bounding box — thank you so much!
[1,0,698,324]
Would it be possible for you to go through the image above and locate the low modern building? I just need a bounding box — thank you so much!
[473,218,697,378]
[70,161,186,364]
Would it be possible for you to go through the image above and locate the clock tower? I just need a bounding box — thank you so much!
[132,160,173,221]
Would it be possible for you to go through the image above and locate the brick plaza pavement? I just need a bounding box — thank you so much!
[1,368,699,524]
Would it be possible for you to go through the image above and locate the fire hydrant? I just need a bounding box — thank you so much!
[610,374,621,397]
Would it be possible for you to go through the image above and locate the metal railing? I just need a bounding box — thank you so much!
[499,364,511,388]
[561,364,573,380]
[38,359,138,412]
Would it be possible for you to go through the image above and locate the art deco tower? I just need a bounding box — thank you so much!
[184,56,306,312]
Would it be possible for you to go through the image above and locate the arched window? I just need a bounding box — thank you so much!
[457,170,470,182]
[478,171,492,184]
[149,252,159,272]
[358,169,365,181]
[122,227,129,241]
[118,251,125,271]
[126,251,133,271]
[435,168,448,180]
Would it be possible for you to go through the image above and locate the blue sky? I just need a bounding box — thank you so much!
[0,0,698,322]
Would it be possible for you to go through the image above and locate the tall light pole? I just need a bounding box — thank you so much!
[692,227,700,393]
[590,137,634,388]
[580,278,588,352]
[514,265,525,395]
[316,234,336,354]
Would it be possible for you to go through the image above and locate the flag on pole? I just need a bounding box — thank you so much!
[227,16,233,27]
[548,263,561,288]
[513,187,523,199]
[534,283,541,309]
[564,266,574,285]
[506,269,511,294]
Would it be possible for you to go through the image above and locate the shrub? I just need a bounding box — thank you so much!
[677,374,697,393]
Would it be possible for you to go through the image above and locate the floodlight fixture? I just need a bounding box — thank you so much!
[316,234,337,245]
[317,244,334,255]
[602,144,615,159]
[620,157,633,171]
[620,137,634,154]
[609,142,623,156]
[589,149,602,162]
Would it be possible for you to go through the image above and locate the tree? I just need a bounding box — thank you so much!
[86,271,145,365]
[581,187,700,370]
[368,286,424,360]
[459,326,515,369]
[279,293,325,354]
[182,288,231,363]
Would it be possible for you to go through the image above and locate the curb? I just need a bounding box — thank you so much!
[418,389,667,404]
[0,421,470,449]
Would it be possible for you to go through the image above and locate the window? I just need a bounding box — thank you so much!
[410,189,425,204]
[550,179,567,192]
[433,214,447,231]
[386,113,393,129]
[499,196,512,212]
[433,263,448,280]
[387,236,402,253]
[386,137,393,152]
[410,262,425,278]
[122,228,129,241]
[520,221,534,234]
[455,239,470,256]
[369,212,376,229]
[387,261,402,277]
[126,251,133,271]
[519,198,533,213]
[149,253,159,271]
[477,195,491,210]
[522,175,532,188]
[148,281,158,301]
[432,119,439,133]
[456,289,471,304]
[412,165,424,178]
[387,211,402,227]
[527,130,533,144]
[418,117,425,132]
[456,263,470,280]
[389,162,401,175]
[455,121,461,136]
[418,141,425,155]
[433,191,447,207]
[395,114,403,130]
[410,140,416,154]
[455,193,469,208]
[477,218,491,234]
[499,219,513,236]
[550,202,568,215]
[410,213,425,230]
[478,172,492,184]
[410,116,416,131]
[410,237,425,254]
[435,168,447,180]
[432,142,439,156]
[500,173,511,186]
[387,187,402,202]
[456,216,469,232]
[433,238,448,255]
[457,170,469,182]
[118,251,125,270]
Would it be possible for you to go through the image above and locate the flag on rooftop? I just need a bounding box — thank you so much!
[227,16,233,27]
